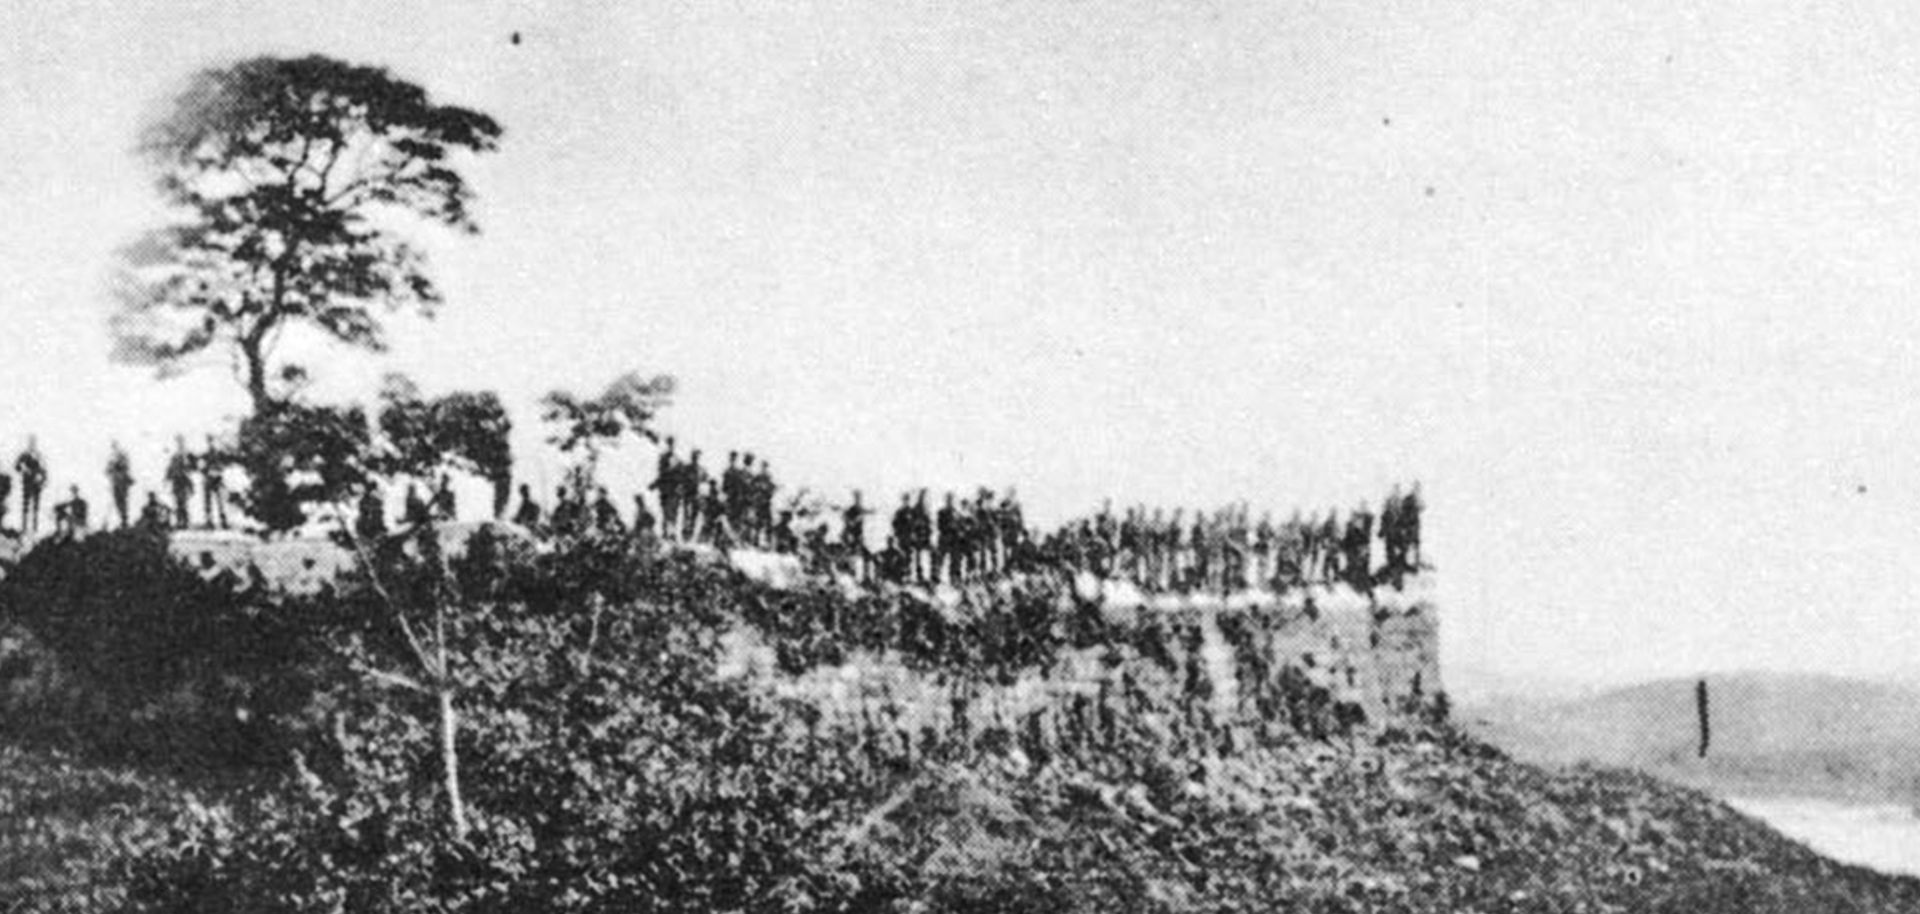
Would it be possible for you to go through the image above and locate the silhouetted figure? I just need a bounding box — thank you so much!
[490,472,512,521]
[631,493,655,538]
[53,485,87,537]
[591,486,625,535]
[431,475,457,521]
[722,451,745,536]
[138,491,170,531]
[356,486,387,543]
[201,435,229,529]
[105,442,134,529]
[165,436,195,529]
[936,492,959,584]
[891,494,914,580]
[403,483,431,526]
[512,483,541,529]
[681,449,707,541]
[652,437,679,540]
[842,490,871,581]
[700,479,728,546]
[752,457,775,547]
[0,470,13,531]
[550,485,582,536]
[1404,481,1425,569]
[15,439,46,536]
[910,490,934,584]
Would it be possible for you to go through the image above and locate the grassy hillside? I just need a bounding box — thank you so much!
[9,725,1920,912]
[1467,672,1920,802]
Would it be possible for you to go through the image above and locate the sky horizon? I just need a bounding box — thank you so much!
[5,1,1920,689]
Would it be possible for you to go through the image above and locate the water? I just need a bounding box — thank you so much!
[1727,796,1920,878]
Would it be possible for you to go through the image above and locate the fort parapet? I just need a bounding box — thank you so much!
[13,526,1442,741]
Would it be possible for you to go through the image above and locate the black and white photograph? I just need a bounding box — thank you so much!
[4,2,1920,911]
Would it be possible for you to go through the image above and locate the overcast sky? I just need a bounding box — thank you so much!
[3,0,1919,689]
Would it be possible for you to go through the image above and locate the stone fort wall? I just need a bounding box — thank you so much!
[42,525,1441,744]
[723,572,1442,744]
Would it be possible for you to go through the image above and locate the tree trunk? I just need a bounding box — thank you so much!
[438,686,468,840]
[242,332,271,416]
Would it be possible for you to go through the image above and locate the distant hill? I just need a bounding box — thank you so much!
[1466,672,1920,803]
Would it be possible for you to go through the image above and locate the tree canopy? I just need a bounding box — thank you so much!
[109,55,502,413]
[540,371,677,487]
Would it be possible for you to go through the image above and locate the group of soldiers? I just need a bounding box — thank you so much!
[646,439,783,547]
[491,438,790,548]
[1036,484,1425,593]
[0,436,232,539]
[0,427,1428,596]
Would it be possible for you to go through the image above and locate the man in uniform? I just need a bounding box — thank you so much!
[680,450,707,541]
[1404,481,1425,570]
[631,492,656,539]
[721,452,746,539]
[139,491,171,531]
[512,483,542,529]
[891,493,915,582]
[431,474,457,521]
[550,485,581,535]
[1318,510,1340,584]
[164,436,195,529]
[652,437,680,540]
[591,486,626,536]
[56,485,88,537]
[935,492,959,585]
[842,490,871,582]
[16,438,46,536]
[106,441,134,529]
[752,457,776,548]
[201,435,229,529]
[403,482,431,527]
[356,485,387,542]
[997,488,1024,574]
[0,468,12,531]
[910,489,934,584]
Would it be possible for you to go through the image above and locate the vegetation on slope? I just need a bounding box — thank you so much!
[2,531,1916,912]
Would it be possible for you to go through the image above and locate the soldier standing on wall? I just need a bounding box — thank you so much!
[1344,500,1374,589]
[16,438,46,537]
[549,485,580,535]
[843,490,871,582]
[431,474,457,521]
[753,457,776,549]
[139,491,170,531]
[721,452,745,539]
[356,485,387,542]
[935,492,959,585]
[631,492,655,539]
[164,436,195,530]
[911,489,934,584]
[1318,510,1340,584]
[890,493,914,581]
[512,483,541,529]
[1404,481,1425,570]
[106,441,134,529]
[652,437,679,541]
[681,450,707,541]
[997,488,1024,573]
[1380,484,1405,573]
[201,436,230,530]
[591,485,625,535]
[403,482,432,527]
[56,485,89,537]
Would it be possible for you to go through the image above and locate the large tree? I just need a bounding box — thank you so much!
[110,55,503,413]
